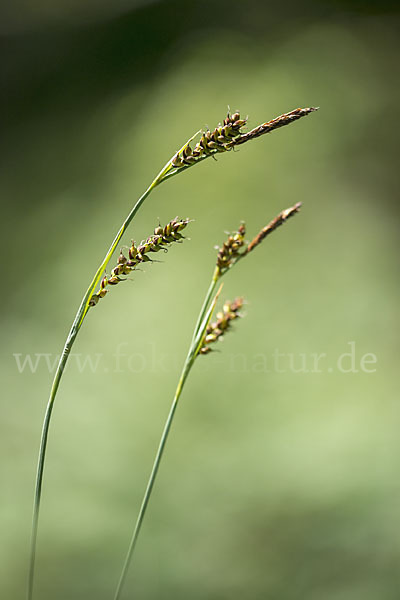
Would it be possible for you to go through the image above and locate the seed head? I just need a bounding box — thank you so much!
[233,107,318,146]
[216,223,246,274]
[246,203,301,254]
[199,298,244,355]
[89,217,190,307]
[170,107,317,171]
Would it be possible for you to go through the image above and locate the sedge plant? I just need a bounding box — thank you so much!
[113,202,302,599]
[28,107,317,600]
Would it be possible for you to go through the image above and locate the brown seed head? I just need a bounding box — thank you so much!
[199,297,244,355]
[246,203,301,254]
[232,107,318,147]
[216,223,246,273]
[89,217,190,307]
[170,107,317,171]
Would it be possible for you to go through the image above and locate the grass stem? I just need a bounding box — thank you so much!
[112,200,305,597]
[29,107,314,598]
[113,283,222,600]
[27,151,188,600]
[113,360,190,600]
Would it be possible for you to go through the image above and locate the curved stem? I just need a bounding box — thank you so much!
[27,332,76,599]
[112,182,307,599]
[27,158,179,600]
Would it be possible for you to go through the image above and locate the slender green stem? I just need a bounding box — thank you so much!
[30,107,307,597]
[27,124,229,600]
[112,195,306,598]
[27,155,184,600]
[113,356,193,600]
[113,280,222,600]
[191,266,220,342]
[27,332,76,600]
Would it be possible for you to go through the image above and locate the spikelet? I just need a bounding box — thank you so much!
[199,298,244,355]
[246,202,301,254]
[89,217,190,307]
[171,107,317,170]
[171,111,247,168]
[216,223,246,274]
[233,107,318,146]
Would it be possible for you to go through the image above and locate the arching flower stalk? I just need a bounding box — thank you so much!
[29,105,317,600]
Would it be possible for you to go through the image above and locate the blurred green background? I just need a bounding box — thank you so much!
[1,0,399,598]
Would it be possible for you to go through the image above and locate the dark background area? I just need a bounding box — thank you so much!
[1,1,399,598]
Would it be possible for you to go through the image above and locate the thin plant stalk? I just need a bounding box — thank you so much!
[27,134,199,600]
[113,273,225,600]
[191,265,220,342]
[113,201,303,599]
[29,106,316,599]
[113,286,222,600]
